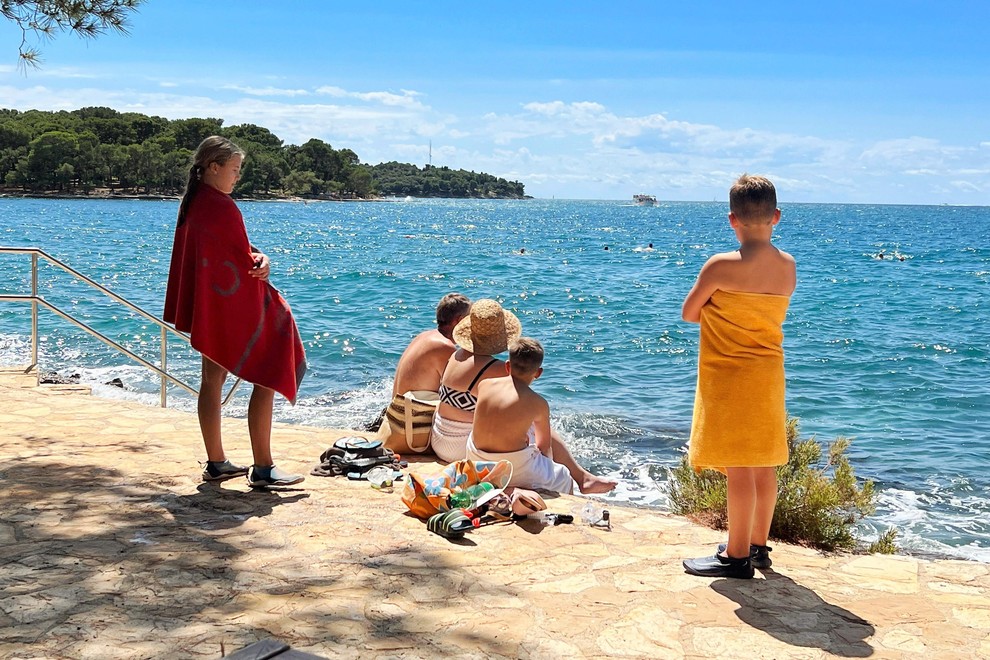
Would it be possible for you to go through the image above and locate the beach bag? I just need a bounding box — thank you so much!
[401,459,513,519]
[381,390,440,454]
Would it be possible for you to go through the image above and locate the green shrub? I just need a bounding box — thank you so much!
[868,528,899,554]
[665,416,885,551]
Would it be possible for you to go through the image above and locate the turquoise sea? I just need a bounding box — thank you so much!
[1,197,987,561]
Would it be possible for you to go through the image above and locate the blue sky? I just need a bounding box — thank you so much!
[2,1,989,204]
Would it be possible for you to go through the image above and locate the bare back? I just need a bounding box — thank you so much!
[715,243,796,296]
[471,375,551,454]
[436,349,506,423]
[683,225,796,323]
[392,329,456,395]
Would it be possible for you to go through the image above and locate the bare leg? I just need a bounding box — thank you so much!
[750,467,777,546]
[198,357,228,462]
[724,467,757,559]
[248,384,275,466]
[550,430,617,495]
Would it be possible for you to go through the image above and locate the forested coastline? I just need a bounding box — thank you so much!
[0,107,527,200]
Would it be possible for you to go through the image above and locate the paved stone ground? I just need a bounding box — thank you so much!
[1,367,988,659]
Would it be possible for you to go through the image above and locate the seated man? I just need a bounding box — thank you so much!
[466,337,617,495]
[377,293,471,454]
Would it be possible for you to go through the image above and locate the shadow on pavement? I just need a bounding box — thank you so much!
[710,570,875,657]
[0,457,524,658]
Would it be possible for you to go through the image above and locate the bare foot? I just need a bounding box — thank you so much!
[579,473,617,494]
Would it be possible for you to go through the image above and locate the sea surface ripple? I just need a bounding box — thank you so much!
[1,197,988,560]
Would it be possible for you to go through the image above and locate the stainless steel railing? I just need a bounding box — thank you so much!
[0,246,240,407]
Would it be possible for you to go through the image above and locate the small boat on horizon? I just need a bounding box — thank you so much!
[633,194,658,206]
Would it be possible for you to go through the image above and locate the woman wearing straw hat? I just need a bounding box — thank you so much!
[431,299,521,463]
[431,300,617,495]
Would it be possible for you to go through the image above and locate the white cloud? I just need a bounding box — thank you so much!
[860,137,956,166]
[948,180,984,192]
[857,137,990,188]
[482,101,841,171]
[315,85,426,109]
[222,84,310,97]
[34,66,102,80]
[1,76,988,203]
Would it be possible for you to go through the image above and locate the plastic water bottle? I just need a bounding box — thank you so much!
[529,511,553,525]
[448,482,494,509]
[578,502,601,524]
[366,466,394,489]
[578,502,611,530]
[528,511,574,526]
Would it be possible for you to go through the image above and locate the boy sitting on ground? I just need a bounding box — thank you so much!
[466,337,615,495]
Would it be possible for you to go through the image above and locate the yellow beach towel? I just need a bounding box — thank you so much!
[689,289,791,473]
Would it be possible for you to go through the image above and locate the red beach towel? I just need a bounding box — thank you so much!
[163,185,306,403]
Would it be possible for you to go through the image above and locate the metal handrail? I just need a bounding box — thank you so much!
[0,246,241,407]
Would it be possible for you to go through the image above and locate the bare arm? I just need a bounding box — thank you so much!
[533,399,553,457]
[682,256,727,323]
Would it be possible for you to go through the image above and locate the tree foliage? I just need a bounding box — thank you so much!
[2,0,144,66]
[371,161,525,199]
[0,107,527,199]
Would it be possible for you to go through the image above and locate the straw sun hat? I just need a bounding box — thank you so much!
[452,299,522,356]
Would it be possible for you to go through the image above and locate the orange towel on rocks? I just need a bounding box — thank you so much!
[688,289,790,473]
[163,185,306,404]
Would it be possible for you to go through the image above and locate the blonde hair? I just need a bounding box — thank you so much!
[509,337,544,375]
[729,174,777,224]
[176,136,246,227]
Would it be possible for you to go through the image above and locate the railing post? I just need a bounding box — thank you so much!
[1,246,211,404]
[30,252,38,374]
[161,326,167,408]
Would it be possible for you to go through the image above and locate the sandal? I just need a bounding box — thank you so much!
[427,509,479,539]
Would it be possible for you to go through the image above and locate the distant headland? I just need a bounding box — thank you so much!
[0,107,529,201]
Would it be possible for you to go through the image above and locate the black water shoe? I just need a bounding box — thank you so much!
[248,465,305,488]
[202,459,249,482]
[717,543,773,569]
[683,552,754,579]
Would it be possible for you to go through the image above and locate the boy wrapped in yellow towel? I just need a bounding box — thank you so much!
[681,174,796,579]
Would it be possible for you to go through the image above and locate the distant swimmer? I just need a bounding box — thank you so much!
[604,246,610,251]
[634,242,656,253]
[516,247,526,255]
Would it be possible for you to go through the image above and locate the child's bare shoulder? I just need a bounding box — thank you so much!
[763,246,797,274]
[701,250,743,276]
[709,249,742,263]
[518,384,549,409]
